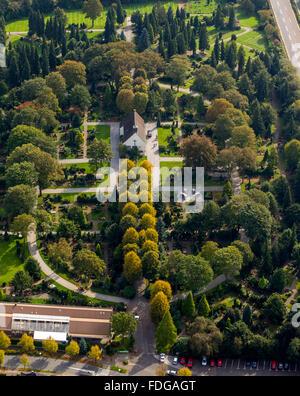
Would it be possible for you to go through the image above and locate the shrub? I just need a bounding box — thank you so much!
[122,285,136,299]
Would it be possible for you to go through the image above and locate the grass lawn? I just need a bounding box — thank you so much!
[0,237,29,284]
[6,2,177,32]
[63,163,94,174]
[88,125,111,144]
[43,193,77,202]
[236,9,259,28]
[160,161,183,169]
[6,19,29,32]
[237,30,268,52]
[188,0,217,14]
[125,1,178,15]
[158,127,178,146]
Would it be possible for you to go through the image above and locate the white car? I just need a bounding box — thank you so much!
[159,353,166,363]
[202,356,207,366]
[173,356,178,365]
[166,370,177,376]
[134,315,140,321]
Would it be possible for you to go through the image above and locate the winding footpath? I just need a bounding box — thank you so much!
[27,229,129,304]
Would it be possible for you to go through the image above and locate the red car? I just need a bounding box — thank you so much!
[187,358,193,368]
[217,359,223,367]
[210,359,215,367]
[180,357,186,366]
[271,361,277,370]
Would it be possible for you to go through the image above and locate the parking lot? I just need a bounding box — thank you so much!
[157,355,300,376]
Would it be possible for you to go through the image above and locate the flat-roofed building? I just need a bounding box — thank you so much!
[0,303,113,341]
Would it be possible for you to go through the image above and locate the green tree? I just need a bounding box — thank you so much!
[287,338,300,362]
[70,85,91,110]
[212,246,243,277]
[79,338,88,355]
[24,257,41,281]
[7,144,61,191]
[83,0,103,27]
[111,312,137,341]
[46,72,67,104]
[284,139,300,170]
[242,304,252,326]
[10,214,35,251]
[155,310,177,353]
[198,294,210,318]
[13,271,33,295]
[166,55,190,90]
[73,249,106,283]
[57,60,86,89]
[5,162,38,188]
[263,293,287,325]
[188,317,223,357]
[182,291,195,319]
[88,138,113,170]
[5,185,36,217]
[269,269,287,293]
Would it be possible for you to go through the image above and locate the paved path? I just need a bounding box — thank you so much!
[120,16,134,42]
[2,355,125,377]
[171,274,230,302]
[145,122,160,190]
[159,156,183,162]
[42,185,223,194]
[269,0,300,75]
[27,230,129,304]
[231,168,242,195]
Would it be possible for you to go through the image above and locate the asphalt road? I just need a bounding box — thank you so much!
[269,0,300,75]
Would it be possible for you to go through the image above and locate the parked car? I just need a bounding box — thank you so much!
[252,362,257,369]
[271,361,277,370]
[167,370,177,376]
[187,358,193,368]
[173,356,178,365]
[160,353,165,363]
[210,359,215,367]
[246,361,251,368]
[134,315,140,321]
[278,362,284,370]
[180,357,186,365]
[202,356,207,366]
[284,362,289,370]
[217,359,223,367]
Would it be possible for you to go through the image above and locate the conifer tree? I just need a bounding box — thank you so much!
[155,310,177,353]
[182,291,195,319]
[198,294,210,318]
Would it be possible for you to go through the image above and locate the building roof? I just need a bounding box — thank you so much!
[121,110,146,144]
[0,303,113,339]
[34,331,67,342]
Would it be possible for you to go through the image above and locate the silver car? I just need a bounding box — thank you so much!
[173,356,178,365]
[160,353,165,363]
[202,356,207,366]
